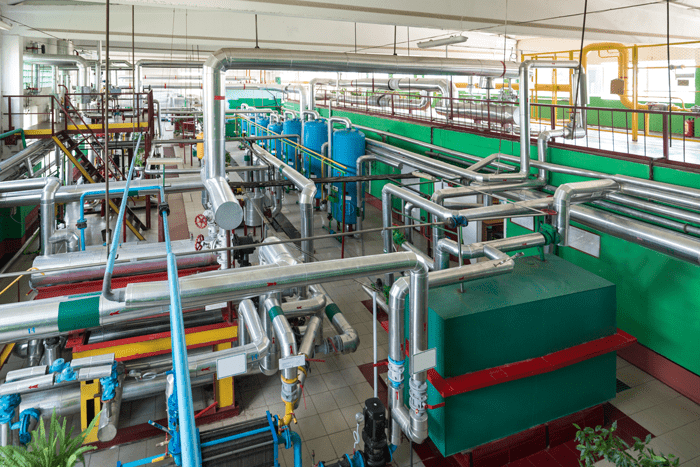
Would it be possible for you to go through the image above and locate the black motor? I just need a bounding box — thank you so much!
[362,398,391,467]
[232,233,256,267]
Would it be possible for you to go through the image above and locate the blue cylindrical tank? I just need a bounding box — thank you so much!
[282,118,302,165]
[267,121,283,158]
[330,129,366,225]
[256,116,270,149]
[241,117,248,135]
[303,119,328,200]
[247,117,256,137]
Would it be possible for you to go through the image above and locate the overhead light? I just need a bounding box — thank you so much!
[0,19,13,31]
[417,35,467,49]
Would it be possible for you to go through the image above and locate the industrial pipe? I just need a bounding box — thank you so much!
[40,178,60,257]
[24,54,88,89]
[554,180,620,246]
[250,145,316,263]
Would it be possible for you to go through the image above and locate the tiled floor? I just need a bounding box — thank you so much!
[4,131,700,466]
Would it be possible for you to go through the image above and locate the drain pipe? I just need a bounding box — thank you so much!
[40,178,61,257]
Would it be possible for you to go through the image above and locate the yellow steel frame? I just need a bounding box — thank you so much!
[214,342,234,408]
[72,325,237,361]
[0,344,15,369]
[80,379,101,444]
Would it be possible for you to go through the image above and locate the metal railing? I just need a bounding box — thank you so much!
[314,88,700,171]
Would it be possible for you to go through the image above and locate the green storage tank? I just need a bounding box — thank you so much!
[413,254,617,456]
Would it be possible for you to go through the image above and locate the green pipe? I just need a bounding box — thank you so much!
[0,129,26,149]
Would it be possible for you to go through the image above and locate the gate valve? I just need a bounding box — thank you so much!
[195,234,205,251]
[195,213,208,229]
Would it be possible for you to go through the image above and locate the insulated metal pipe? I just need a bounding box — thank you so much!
[40,178,60,257]
[134,60,203,93]
[24,54,88,89]
[554,180,620,246]
[536,129,566,183]
[0,139,55,179]
[434,232,547,270]
[251,145,316,263]
[387,247,514,445]
[30,239,217,288]
[312,284,359,355]
[508,190,700,266]
[97,363,125,442]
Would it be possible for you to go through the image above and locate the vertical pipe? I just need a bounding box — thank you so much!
[372,291,378,398]
[105,0,111,248]
[162,211,201,466]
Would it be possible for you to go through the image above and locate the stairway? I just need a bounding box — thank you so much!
[53,132,147,241]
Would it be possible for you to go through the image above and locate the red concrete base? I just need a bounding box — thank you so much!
[87,404,240,451]
[619,342,700,406]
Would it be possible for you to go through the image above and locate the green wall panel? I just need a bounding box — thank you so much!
[319,105,700,377]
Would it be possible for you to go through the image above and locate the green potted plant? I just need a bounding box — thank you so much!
[575,422,679,466]
[0,410,100,467]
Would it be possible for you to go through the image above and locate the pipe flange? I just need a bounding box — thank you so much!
[409,378,428,414]
[281,381,299,403]
[387,357,404,388]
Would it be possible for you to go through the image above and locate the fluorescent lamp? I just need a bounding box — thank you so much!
[417,35,467,49]
[0,19,13,31]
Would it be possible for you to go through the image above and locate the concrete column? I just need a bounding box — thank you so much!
[1,34,24,158]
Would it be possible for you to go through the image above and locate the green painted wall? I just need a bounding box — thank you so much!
[297,102,700,377]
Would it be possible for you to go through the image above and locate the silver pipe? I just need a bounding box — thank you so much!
[387,248,513,445]
[593,200,700,237]
[311,284,359,355]
[435,232,546,270]
[508,190,700,266]
[281,294,327,318]
[186,298,270,376]
[554,180,620,246]
[42,338,61,367]
[327,116,352,167]
[31,239,217,288]
[134,60,203,93]
[24,54,88,88]
[401,242,435,271]
[40,178,60,257]
[519,60,581,181]
[97,363,125,442]
[0,176,207,208]
[251,144,316,262]
[19,373,213,419]
[5,366,48,383]
[435,103,518,125]
[357,155,403,253]
[0,139,55,178]
[537,128,565,182]
[605,192,700,226]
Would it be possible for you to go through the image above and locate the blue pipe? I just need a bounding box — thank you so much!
[200,426,271,448]
[279,428,303,467]
[77,184,160,250]
[102,134,142,299]
[162,204,201,467]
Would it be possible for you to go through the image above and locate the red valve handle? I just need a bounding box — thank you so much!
[195,213,208,229]
[195,234,204,251]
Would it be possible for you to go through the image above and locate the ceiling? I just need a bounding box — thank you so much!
[1,0,699,61]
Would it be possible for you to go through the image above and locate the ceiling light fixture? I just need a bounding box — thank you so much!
[417,35,467,49]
